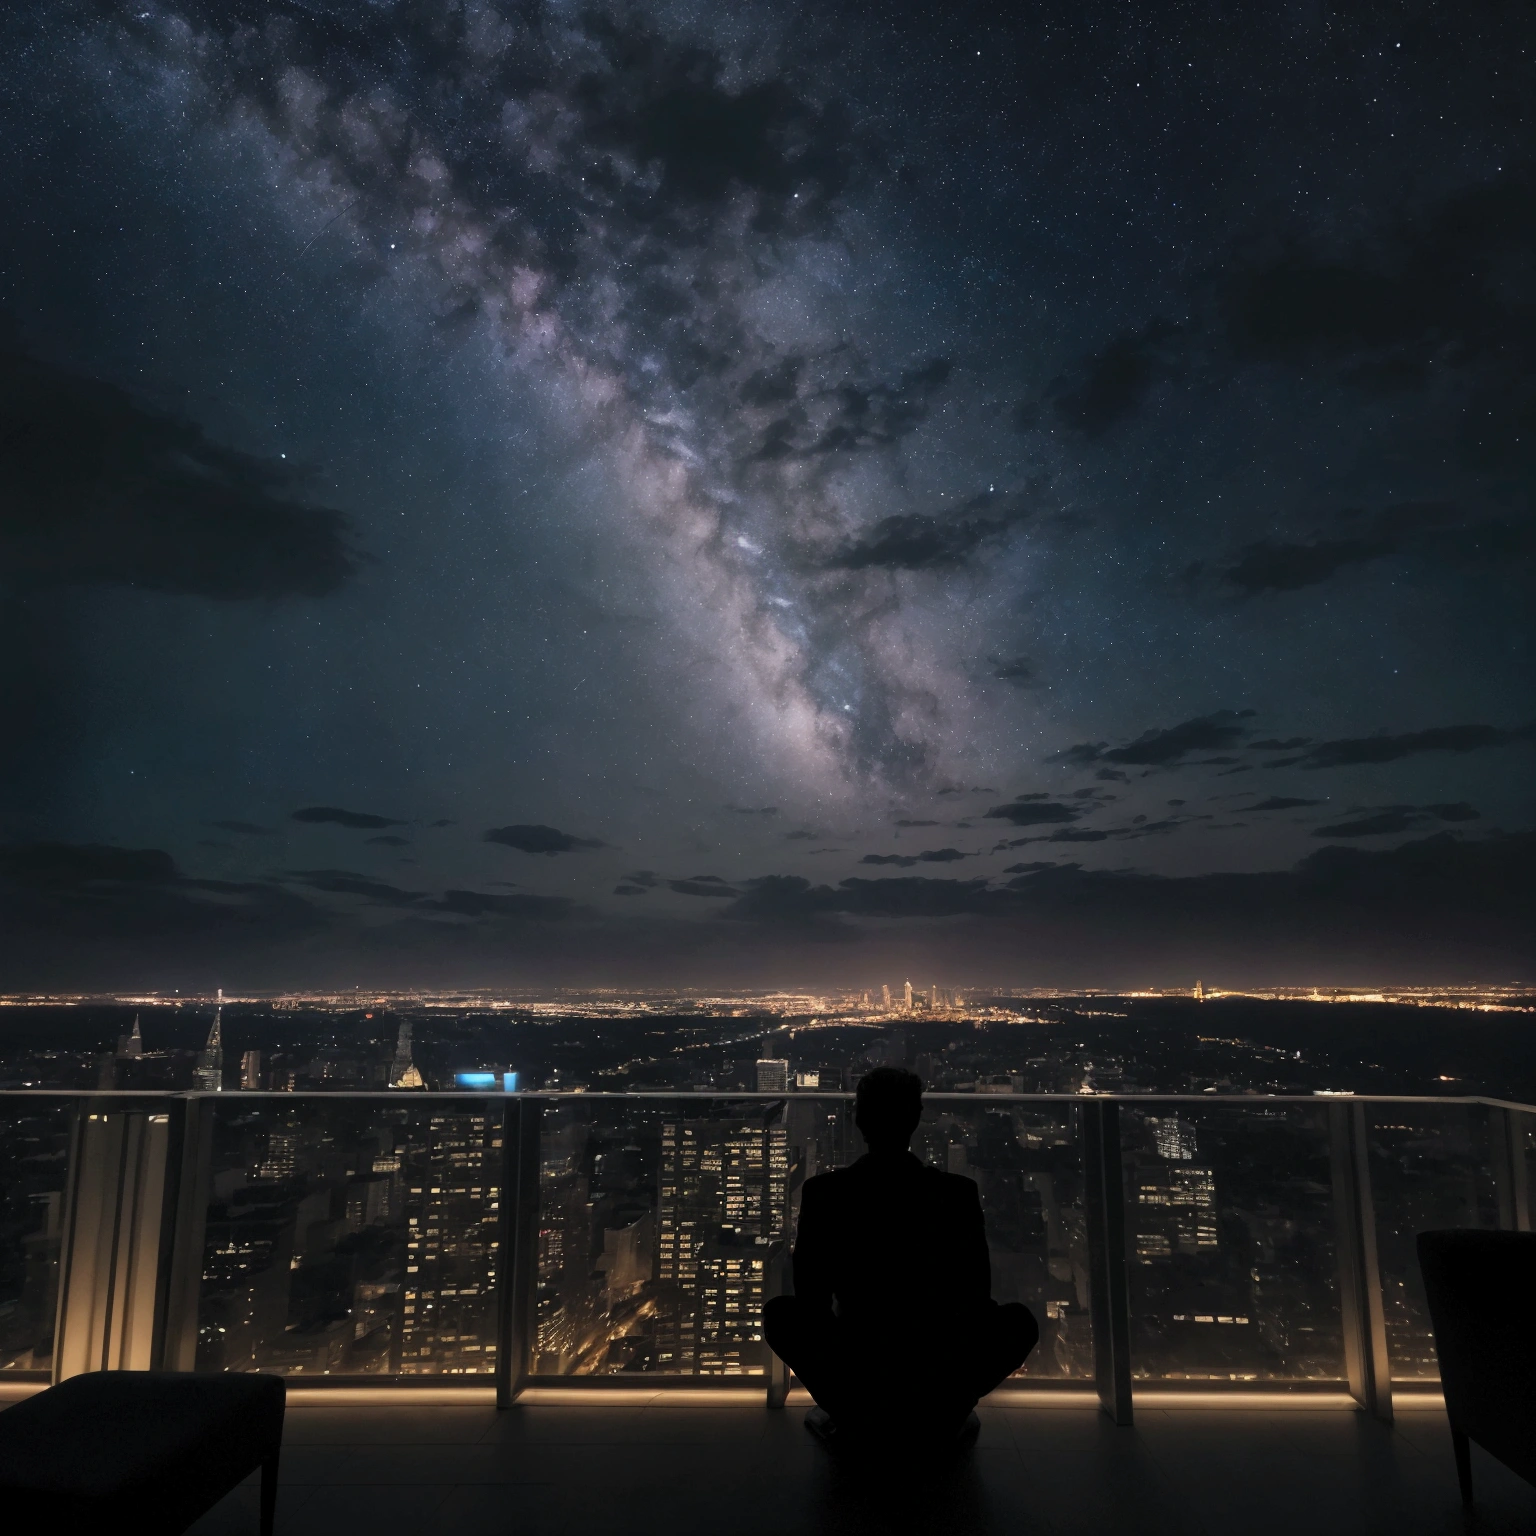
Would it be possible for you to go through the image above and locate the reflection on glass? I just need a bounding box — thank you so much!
[1367,1103,1500,1381]
[0,1102,71,1373]
[536,1098,792,1376]
[914,1099,1093,1379]
[1120,1102,1344,1382]
[197,1099,501,1375]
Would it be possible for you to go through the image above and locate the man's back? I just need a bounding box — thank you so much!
[792,1149,990,1334]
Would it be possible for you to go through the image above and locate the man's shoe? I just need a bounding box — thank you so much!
[804,1406,839,1446]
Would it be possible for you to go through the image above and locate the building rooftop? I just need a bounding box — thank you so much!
[9,1386,1495,1536]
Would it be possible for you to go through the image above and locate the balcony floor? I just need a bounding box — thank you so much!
[16,1383,1536,1536]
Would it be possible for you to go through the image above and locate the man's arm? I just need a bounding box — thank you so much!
[791,1178,835,1313]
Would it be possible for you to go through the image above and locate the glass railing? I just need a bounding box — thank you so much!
[0,1090,1527,1420]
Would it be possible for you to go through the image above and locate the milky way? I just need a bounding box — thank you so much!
[0,1,1531,985]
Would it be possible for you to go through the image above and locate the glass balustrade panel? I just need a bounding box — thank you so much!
[195,1095,503,1377]
[912,1096,1093,1380]
[0,1098,72,1374]
[1119,1100,1346,1384]
[534,1094,806,1376]
[1365,1101,1501,1383]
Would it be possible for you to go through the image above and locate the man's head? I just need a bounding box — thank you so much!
[855,1066,923,1152]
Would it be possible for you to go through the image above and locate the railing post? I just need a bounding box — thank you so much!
[1329,1102,1392,1422]
[53,1102,179,1379]
[1083,1098,1133,1426]
[156,1094,213,1371]
[1490,1107,1530,1233]
[765,1240,790,1409]
[496,1096,542,1408]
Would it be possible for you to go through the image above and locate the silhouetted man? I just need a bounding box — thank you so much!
[764,1067,1038,1446]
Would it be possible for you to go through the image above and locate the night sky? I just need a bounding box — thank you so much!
[0,1,1531,989]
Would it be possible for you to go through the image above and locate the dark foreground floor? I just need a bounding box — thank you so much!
[43,1384,1536,1536]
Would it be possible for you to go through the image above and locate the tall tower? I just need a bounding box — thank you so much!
[881,984,892,1012]
[754,1059,789,1093]
[390,1019,425,1089]
[399,1110,502,1373]
[903,980,914,1013]
[116,1014,143,1059]
[194,992,224,1092]
[1194,979,1205,1002]
[655,1113,788,1374]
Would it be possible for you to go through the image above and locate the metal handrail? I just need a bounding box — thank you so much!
[0,1088,1532,1108]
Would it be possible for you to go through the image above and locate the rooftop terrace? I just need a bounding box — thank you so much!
[0,1385,1508,1536]
[1,1090,1533,1532]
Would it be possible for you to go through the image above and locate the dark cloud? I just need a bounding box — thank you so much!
[430,890,577,920]
[1314,803,1481,838]
[287,869,423,906]
[0,840,330,971]
[750,358,953,463]
[210,820,273,836]
[621,870,663,887]
[0,340,355,599]
[0,841,178,886]
[587,73,854,220]
[738,357,803,407]
[482,824,606,854]
[725,804,779,816]
[292,806,406,830]
[983,799,1083,827]
[1298,723,1534,769]
[1248,797,1324,812]
[715,833,1534,978]
[822,490,1028,572]
[1224,177,1535,384]
[989,656,1038,687]
[1221,533,1399,594]
[783,830,820,840]
[861,848,967,868]
[1052,318,1184,435]
[613,884,649,897]
[1211,503,1533,596]
[893,818,941,827]
[1037,172,1536,475]
[727,873,1000,922]
[366,835,411,847]
[668,876,741,898]
[1250,739,1311,751]
[1059,711,1256,768]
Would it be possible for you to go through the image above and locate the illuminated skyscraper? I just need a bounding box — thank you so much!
[390,1019,425,1089]
[399,1110,501,1373]
[116,1014,143,1059]
[754,1058,789,1093]
[1134,1164,1218,1260]
[881,984,892,1011]
[903,980,914,1012]
[1148,1116,1199,1162]
[655,1112,789,1374]
[194,994,224,1092]
[240,1050,263,1090]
